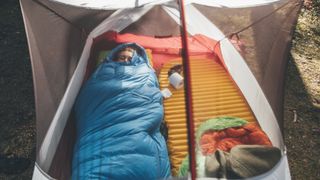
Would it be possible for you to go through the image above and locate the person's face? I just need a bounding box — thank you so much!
[115,48,134,62]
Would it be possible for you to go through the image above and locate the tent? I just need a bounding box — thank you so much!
[19,0,301,179]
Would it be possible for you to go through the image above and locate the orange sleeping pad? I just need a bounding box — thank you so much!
[159,57,258,175]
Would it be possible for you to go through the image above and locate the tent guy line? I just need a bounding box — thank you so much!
[226,0,301,38]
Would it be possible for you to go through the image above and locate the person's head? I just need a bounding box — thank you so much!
[114,46,136,63]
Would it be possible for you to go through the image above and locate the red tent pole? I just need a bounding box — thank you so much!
[178,0,197,179]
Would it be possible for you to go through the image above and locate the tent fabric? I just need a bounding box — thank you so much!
[90,6,155,37]
[48,0,283,10]
[121,5,181,36]
[195,0,301,122]
[218,38,285,149]
[47,0,172,10]
[163,3,226,40]
[187,0,282,8]
[20,0,86,152]
[19,0,301,179]
[37,0,116,32]
[20,0,114,160]
[72,43,171,179]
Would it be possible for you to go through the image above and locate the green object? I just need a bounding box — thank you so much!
[96,50,110,67]
[196,116,247,142]
[178,116,248,177]
[178,155,189,177]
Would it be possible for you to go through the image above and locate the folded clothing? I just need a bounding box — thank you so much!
[205,145,281,178]
[200,121,272,155]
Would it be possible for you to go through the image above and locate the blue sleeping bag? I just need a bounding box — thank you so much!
[72,43,171,179]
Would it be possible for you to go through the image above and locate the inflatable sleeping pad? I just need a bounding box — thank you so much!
[159,58,259,175]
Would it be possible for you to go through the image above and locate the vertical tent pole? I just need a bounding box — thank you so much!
[178,0,196,179]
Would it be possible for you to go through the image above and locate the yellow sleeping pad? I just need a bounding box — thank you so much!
[159,57,257,175]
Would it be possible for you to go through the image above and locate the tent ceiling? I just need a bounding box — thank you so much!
[187,0,282,8]
[193,1,286,36]
[47,0,172,10]
[35,0,115,32]
[121,6,181,36]
[47,0,283,10]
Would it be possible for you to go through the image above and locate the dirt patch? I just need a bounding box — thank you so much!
[0,0,36,179]
[284,1,320,179]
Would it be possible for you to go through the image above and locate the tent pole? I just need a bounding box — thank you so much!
[178,0,196,179]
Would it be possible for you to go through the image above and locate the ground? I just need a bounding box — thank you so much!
[283,2,320,178]
[0,0,319,179]
[0,0,35,179]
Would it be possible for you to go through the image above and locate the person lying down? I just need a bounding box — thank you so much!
[72,43,171,180]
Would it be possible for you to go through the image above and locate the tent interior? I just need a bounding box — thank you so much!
[20,0,301,179]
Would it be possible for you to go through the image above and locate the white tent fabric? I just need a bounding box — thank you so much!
[33,163,56,180]
[91,6,153,37]
[219,38,284,149]
[162,3,225,40]
[49,0,282,10]
[186,0,282,8]
[48,0,172,10]
[38,38,93,172]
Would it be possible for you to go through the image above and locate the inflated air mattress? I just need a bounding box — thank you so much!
[159,58,260,175]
